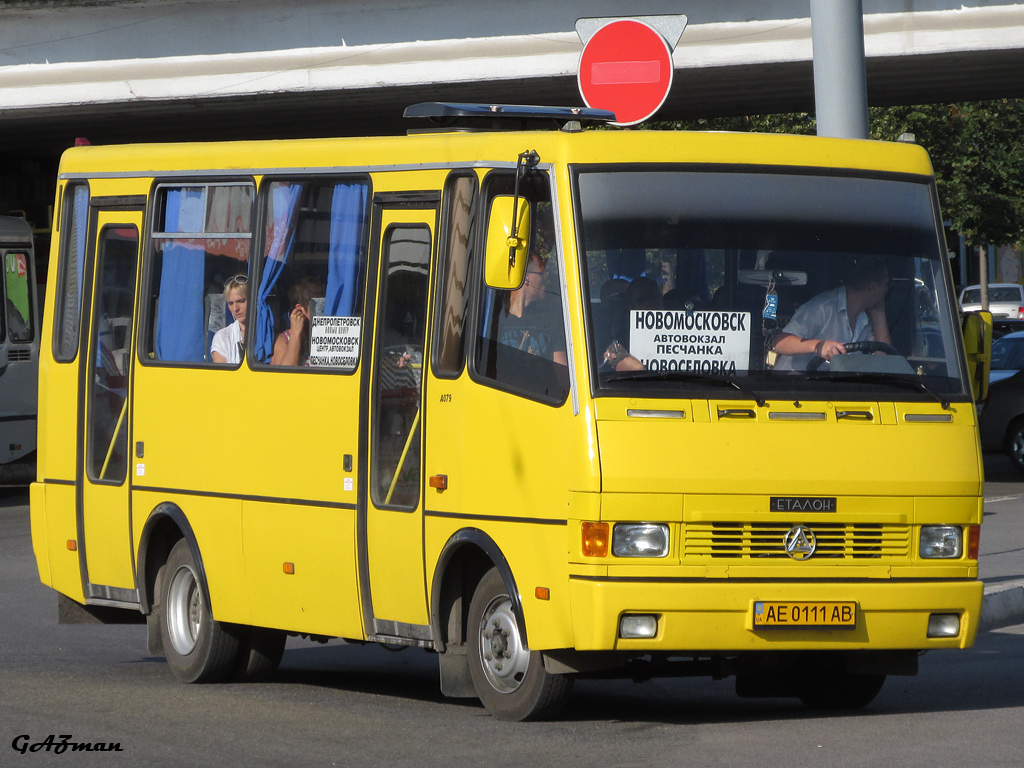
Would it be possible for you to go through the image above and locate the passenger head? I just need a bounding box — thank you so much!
[222,274,248,301]
[223,274,248,324]
[625,277,662,310]
[600,278,629,305]
[289,275,324,317]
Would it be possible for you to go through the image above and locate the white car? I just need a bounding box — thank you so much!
[959,283,1024,319]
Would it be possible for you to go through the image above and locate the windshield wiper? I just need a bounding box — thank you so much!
[605,370,767,406]
[806,371,950,409]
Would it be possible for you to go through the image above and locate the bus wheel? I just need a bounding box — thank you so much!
[467,568,573,721]
[160,539,241,683]
[234,628,286,681]
[797,668,886,710]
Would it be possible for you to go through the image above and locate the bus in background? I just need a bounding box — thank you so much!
[30,104,992,720]
[1,215,39,485]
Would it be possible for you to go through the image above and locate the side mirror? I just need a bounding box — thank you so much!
[484,195,531,290]
[962,310,993,403]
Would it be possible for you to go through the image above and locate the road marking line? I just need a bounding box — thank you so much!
[984,495,1022,503]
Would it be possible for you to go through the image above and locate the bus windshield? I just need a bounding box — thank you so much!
[576,168,968,401]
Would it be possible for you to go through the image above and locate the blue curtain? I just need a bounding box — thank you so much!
[155,188,206,362]
[254,184,302,362]
[324,182,369,317]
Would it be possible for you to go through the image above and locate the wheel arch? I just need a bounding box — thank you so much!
[430,528,526,653]
[136,502,210,615]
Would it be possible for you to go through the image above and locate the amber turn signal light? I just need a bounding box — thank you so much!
[582,522,609,557]
[967,525,980,560]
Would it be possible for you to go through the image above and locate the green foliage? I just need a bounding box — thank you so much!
[651,100,1024,248]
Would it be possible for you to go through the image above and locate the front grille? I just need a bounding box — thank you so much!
[684,522,911,560]
[7,349,31,362]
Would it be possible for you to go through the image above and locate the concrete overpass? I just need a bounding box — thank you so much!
[0,0,1022,226]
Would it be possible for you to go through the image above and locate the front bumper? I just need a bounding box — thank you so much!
[568,576,983,652]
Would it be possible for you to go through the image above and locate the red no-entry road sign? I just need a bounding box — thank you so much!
[577,18,674,126]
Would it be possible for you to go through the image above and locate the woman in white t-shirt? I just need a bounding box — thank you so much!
[211,275,248,364]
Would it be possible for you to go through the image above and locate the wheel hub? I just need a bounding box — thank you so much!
[478,595,530,693]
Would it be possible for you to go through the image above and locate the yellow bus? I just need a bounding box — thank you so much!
[31,103,992,720]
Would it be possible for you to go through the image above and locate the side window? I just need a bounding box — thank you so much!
[253,177,369,370]
[4,250,33,343]
[144,183,253,365]
[371,224,431,509]
[87,225,139,483]
[433,173,477,376]
[53,182,89,361]
[473,173,569,404]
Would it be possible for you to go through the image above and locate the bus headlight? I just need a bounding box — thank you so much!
[920,526,963,559]
[612,524,669,558]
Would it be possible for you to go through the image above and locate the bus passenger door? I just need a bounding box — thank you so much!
[363,202,436,640]
[77,207,143,601]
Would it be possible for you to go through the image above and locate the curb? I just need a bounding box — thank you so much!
[981,578,1024,631]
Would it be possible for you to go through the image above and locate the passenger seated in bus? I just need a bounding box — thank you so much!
[496,252,567,365]
[271,276,324,366]
[210,275,248,364]
[772,258,891,371]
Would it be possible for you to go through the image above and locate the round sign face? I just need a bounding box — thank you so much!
[577,19,674,126]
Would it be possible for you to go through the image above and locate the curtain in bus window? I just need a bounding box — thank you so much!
[155,188,206,362]
[324,182,368,317]
[255,184,302,363]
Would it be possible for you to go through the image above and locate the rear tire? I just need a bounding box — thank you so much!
[467,568,573,721]
[159,539,242,683]
[234,628,286,681]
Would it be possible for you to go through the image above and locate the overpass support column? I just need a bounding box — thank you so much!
[810,0,869,139]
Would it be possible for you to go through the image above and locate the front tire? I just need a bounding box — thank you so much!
[159,539,242,683]
[467,568,573,721]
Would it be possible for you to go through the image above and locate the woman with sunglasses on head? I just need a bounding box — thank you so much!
[211,274,248,364]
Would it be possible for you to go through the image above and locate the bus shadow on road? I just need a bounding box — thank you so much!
[265,628,1023,724]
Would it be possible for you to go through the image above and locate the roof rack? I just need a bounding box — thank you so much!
[403,102,617,132]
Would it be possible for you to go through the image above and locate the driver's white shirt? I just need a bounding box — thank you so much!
[775,286,874,371]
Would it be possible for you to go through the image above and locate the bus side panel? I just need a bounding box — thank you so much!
[35,257,78,486]
[32,481,85,602]
[241,501,362,638]
[427,384,581,651]
[131,491,249,625]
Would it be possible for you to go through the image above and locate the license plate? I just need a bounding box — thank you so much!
[753,601,856,629]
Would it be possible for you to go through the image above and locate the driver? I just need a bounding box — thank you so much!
[772,258,891,371]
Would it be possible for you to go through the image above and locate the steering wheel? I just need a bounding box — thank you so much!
[807,340,899,371]
[842,340,899,356]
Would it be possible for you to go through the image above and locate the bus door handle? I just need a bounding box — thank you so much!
[837,410,874,421]
[717,408,755,419]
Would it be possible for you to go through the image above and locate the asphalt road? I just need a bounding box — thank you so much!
[1,464,1022,768]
